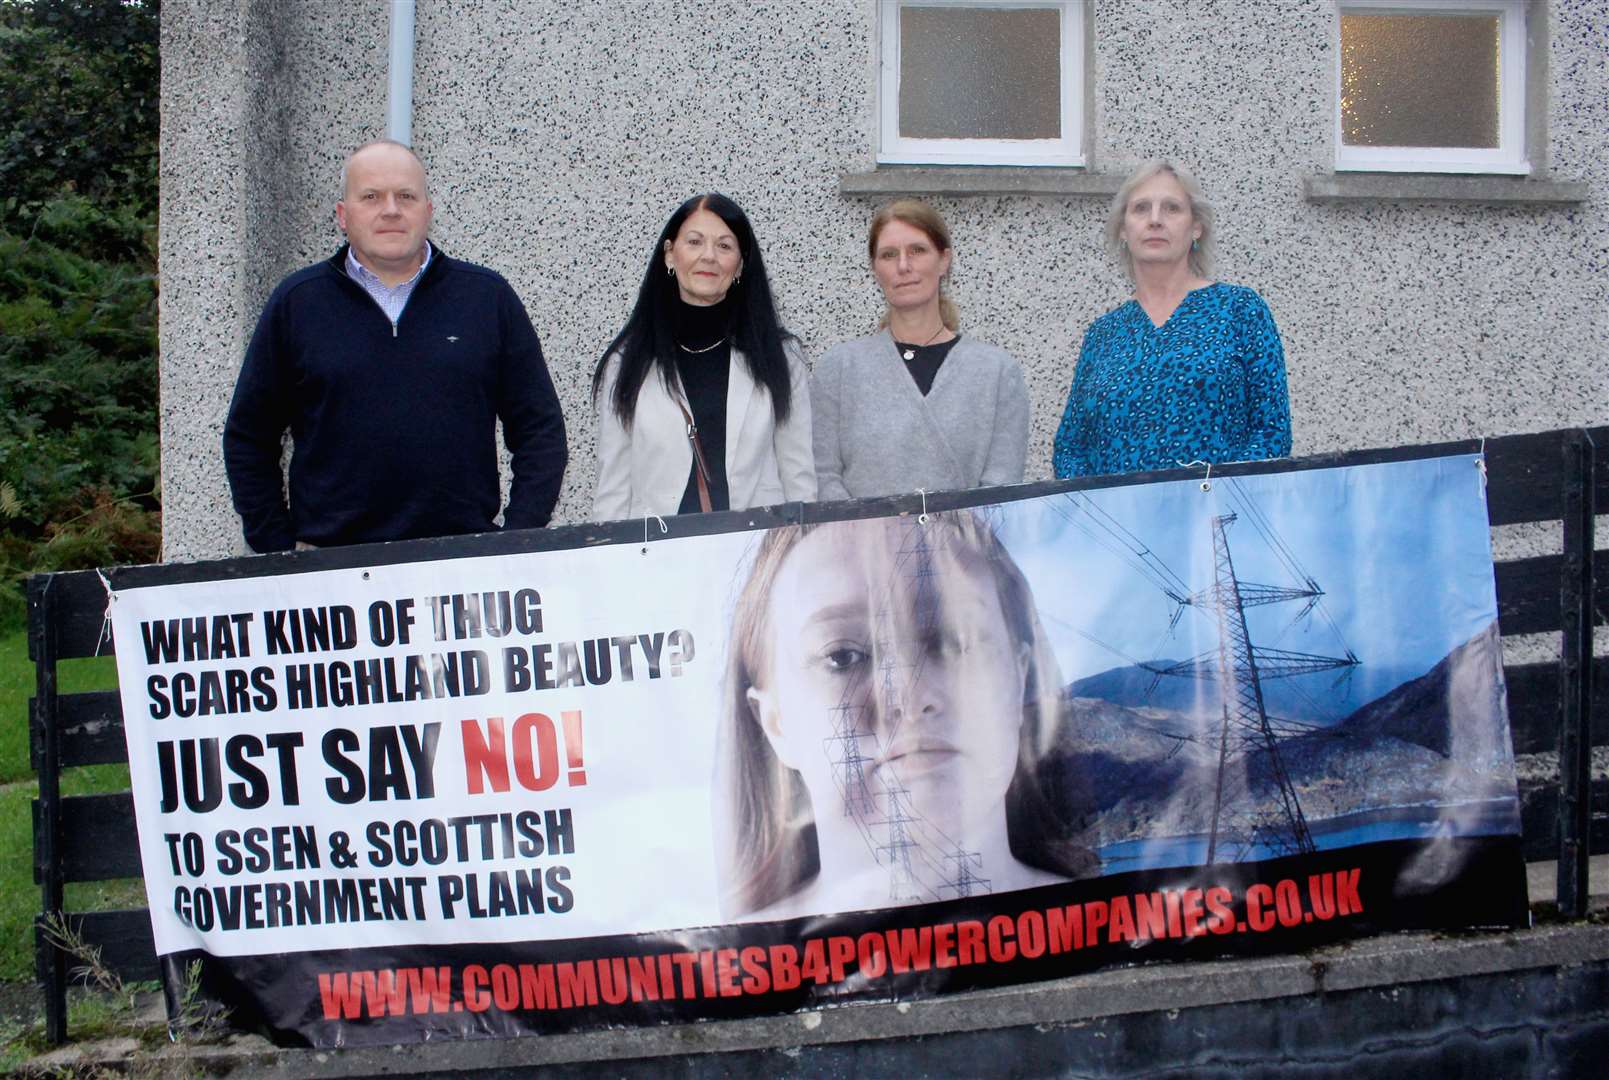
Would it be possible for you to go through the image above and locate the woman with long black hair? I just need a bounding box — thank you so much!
[592,193,815,519]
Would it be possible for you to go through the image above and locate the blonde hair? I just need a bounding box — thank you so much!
[1105,160,1215,280]
[868,199,960,332]
[712,512,1097,917]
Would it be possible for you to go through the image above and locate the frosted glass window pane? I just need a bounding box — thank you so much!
[899,7,1061,140]
[1340,13,1500,149]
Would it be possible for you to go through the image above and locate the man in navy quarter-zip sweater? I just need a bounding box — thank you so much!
[223,140,567,553]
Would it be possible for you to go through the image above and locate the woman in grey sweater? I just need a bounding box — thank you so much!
[811,199,1031,501]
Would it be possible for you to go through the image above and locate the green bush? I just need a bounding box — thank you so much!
[0,221,158,503]
[0,212,160,632]
[0,1,162,633]
[0,0,160,226]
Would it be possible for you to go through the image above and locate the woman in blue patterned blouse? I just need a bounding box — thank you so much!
[1053,161,1291,478]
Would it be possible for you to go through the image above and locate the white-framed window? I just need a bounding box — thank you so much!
[877,0,1085,167]
[1335,0,1529,174]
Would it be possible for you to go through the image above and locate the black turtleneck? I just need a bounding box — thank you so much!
[671,295,733,513]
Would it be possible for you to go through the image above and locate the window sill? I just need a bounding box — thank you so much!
[839,167,1123,199]
[1304,174,1587,205]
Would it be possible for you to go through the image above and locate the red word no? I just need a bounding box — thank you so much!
[460,713,585,794]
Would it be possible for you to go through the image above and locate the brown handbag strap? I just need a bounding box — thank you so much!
[672,395,714,514]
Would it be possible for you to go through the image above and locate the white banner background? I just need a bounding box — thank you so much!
[112,532,758,957]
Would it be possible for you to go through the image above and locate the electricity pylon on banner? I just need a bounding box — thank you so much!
[826,702,876,818]
[1049,485,1361,864]
[1145,512,1359,862]
[941,848,990,899]
[875,782,922,902]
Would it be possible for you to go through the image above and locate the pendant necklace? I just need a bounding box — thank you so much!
[899,325,946,361]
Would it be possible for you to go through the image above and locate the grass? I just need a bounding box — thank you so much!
[0,629,143,983]
[0,626,127,782]
[0,919,227,1073]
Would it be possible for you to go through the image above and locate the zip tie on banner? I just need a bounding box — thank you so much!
[916,488,930,525]
[1176,459,1212,492]
[1476,437,1488,488]
[641,513,668,555]
[95,567,116,656]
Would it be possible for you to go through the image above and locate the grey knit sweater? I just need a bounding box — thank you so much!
[811,330,1031,501]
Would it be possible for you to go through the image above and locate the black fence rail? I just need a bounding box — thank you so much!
[25,427,1607,1044]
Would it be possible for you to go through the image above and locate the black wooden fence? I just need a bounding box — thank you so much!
[25,428,1608,1044]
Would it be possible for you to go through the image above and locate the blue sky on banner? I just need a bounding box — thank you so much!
[997,455,1497,694]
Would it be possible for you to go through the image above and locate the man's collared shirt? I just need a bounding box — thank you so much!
[345,241,433,327]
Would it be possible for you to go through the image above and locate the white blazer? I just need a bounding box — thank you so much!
[593,341,816,520]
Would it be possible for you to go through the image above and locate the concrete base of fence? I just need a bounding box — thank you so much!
[31,895,1609,1079]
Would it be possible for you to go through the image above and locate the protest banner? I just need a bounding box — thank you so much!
[109,454,1527,1047]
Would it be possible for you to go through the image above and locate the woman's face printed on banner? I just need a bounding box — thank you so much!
[745,519,1029,839]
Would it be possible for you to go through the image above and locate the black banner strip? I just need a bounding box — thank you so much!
[163,835,1526,1049]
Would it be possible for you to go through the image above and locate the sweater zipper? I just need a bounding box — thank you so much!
[332,253,420,337]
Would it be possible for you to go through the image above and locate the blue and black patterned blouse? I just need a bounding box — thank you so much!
[1052,283,1291,479]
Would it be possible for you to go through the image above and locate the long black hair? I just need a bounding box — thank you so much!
[593,193,795,429]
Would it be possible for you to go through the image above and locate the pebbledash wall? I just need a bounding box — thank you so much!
[158,0,1609,563]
